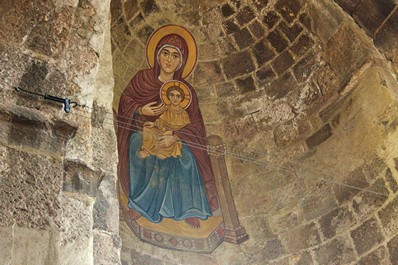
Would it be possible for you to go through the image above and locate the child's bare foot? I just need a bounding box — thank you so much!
[137,149,150,159]
[184,217,200,229]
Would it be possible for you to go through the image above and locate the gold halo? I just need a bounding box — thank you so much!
[146,24,197,78]
[160,80,192,109]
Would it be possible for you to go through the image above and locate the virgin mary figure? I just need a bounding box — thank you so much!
[117,25,219,229]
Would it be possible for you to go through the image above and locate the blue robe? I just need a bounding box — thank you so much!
[128,132,212,223]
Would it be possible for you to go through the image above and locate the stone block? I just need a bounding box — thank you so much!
[252,0,269,11]
[313,236,356,265]
[140,0,159,16]
[198,42,220,61]
[302,188,338,221]
[26,7,75,58]
[236,6,255,26]
[111,16,132,50]
[351,217,384,255]
[256,239,286,261]
[290,34,315,58]
[236,75,256,94]
[222,50,255,79]
[279,21,303,43]
[379,196,398,237]
[249,19,265,39]
[358,246,389,265]
[387,235,398,262]
[233,27,254,50]
[215,82,237,98]
[275,0,303,23]
[375,8,398,59]
[323,23,371,88]
[253,40,275,66]
[0,148,63,228]
[94,231,121,265]
[352,178,389,220]
[334,0,361,14]
[363,155,388,182]
[385,168,398,193]
[123,0,139,22]
[319,206,355,239]
[281,222,321,253]
[93,173,119,233]
[218,36,238,57]
[223,19,240,35]
[319,93,352,123]
[221,3,235,18]
[293,51,318,83]
[255,65,276,83]
[352,0,396,35]
[333,166,369,204]
[5,226,60,265]
[301,0,344,44]
[111,0,122,24]
[265,72,296,99]
[0,0,54,45]
[267,30,289,53]
[193,61,224,87]
[305,123,332,149]
[135,24,154,44]
[263,11,280,29]
[271,50,295,76]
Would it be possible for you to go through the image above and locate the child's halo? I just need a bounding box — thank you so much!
[160,80,192,109]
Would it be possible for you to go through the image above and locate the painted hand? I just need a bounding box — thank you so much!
[144,122,155,128]
[141,102,166,116]
[158,134,177,148]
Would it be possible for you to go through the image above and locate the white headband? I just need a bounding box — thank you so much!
[157,44,183,71]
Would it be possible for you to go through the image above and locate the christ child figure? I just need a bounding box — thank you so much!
[138,81,191,159]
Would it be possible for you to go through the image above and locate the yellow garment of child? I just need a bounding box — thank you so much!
[141,107,190,159]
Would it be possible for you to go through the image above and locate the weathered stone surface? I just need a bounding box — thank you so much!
[63,160,101,196]
[375,8,398,60]
[1,226,60,265]
[0,148,63,228]
[352,178,389,220]
[275,0,303,23]
[263,11,280,29]
[267,30,289,53]
[271,50,295,75]
[281,222,321,253]
[351,217,384,255]
[279,21,303,43]
[223,19,240,34]
[253,40,275,66]
[293,51,318,83]
[135,24,154,44]
[290,34,315,58]
[221,3,235,18]
[236,6,255,26]
[233,27,254,50]
[265,72,296,99]
[319,206,355,239]
[215,82,237,98]
[94,231,121,265]
[313,236,356,265]
[333,167,369,204]
[363,155,388,182]
[123,0,139,22]
[193,61,224,86]
[352,0,396,35]
[236,75,256,94]
[256,239,286,261]
[334,0,361,14]
[26,7,75,58]
[93,173,119,233]
[222,50,255,79]
[388,235,398,262]
[249,20,265,39]
[301,0,344,44]
[198,42,220,61]
[385,168,398,193]
[306,123,332,149]
[379,196,398,237]
[319,93,352,123]
[358,246,389,265]
[60,195,94,264]
[256,65,276,83]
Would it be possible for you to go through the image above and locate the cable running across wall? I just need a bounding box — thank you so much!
[9,85,391,197]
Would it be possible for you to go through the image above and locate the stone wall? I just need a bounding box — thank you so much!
[112,0,398,264]
[0,0,120,264]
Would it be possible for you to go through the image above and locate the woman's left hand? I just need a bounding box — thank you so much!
[158,135,177,148]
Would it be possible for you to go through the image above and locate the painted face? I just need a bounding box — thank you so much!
[168,90,183,106]
[158,46,182,75]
